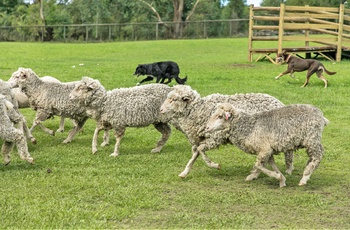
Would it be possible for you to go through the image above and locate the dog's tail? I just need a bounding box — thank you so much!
[175,75,188,84]
[319,66,336,75]
[324,68,336,75]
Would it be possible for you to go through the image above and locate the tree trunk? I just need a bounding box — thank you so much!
[173,0,184,39]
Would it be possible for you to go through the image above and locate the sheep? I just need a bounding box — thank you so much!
[14,68,89,143]
[159,85,287,178]
[0,94,34,165]
[206,103,328,187]
[0,79,36,144]
[69,77,173,157]
[9,68,69,133]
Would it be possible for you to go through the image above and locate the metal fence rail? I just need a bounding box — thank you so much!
[0,19,249,42]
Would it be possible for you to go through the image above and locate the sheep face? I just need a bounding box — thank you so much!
[160,90,191,116]
[160,85,198,116]
[70,77,105,105]
[8,67,26,88]
[206,103,234,132]
[16,68,38,87]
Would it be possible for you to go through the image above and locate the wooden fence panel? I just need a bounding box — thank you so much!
[248,3,350,63]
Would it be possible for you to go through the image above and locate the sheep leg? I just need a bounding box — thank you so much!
[2,130,33,165]
[30,110,55,136]
[245,155,282,181]
[245,154,281,181]
[56,116,65,133]
[92,127,102,154]
[251,152,286,187]
[151,123,171,153]
[62,118,87,144]
[299,145,323,186]
[284,150,294,175]
[2,141,14,165]
[101,131,110,147]
[14,132,34,164]
[197,143,220,169]
[21,121,37,144]
[179,146,200,178]
[110,128,125,157]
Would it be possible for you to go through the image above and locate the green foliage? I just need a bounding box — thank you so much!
[0,39,349,228]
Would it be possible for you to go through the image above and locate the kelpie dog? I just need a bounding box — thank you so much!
[133,61,187,85]
[275,51,336,88]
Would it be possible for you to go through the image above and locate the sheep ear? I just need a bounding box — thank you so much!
[182,96,191,103]
[3,99,14,110]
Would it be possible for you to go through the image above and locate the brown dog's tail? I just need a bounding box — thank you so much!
[319,66,336,75]
[324,68,336,75]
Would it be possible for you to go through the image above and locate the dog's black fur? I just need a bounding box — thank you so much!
[133,61,187,85]
[275,50,336,88]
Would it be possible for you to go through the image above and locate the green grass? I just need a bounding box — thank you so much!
[0,39,350,229]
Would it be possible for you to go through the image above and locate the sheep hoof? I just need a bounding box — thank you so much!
[298,182,306,186]
[92,148,98,154]
[151,148,161,153]
[100,142,109,147]
[30,138,37,145]
[285,169,293,175]
[279,175,286,187]
[110,153,119,157]
[4,160,11,166]
[178,172,187,178]
[62,139,71,144]
[49,130,55,136]
[56,129,64,133]
[217,164,221,170]
[26,158,34,165]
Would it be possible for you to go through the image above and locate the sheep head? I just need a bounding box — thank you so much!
[160,85,200,116]
[70,77,105,105]
[206,103,239,133]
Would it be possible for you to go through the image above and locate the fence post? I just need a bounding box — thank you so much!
[63,26,66,43]
[336,4,344,62]
[248,4,254,61]
[277,3,285,55]
[109,25,111,41]
[305,5,311,59]
[85,25,89,41]
[41,26,44,42]
[156,23,159,40]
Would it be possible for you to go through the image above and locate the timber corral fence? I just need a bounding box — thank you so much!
[0,19,248,42]
[249,4,350,63]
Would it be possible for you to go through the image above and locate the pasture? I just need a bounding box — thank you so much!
[0,39,349,229]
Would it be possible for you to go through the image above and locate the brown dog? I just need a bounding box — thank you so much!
[275,51,336,88]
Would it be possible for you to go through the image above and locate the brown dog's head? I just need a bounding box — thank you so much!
[276,50,289,64]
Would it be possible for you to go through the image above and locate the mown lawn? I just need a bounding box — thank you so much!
[0,38,349,229]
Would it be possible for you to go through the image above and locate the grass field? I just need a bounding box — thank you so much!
[0,38,349,229]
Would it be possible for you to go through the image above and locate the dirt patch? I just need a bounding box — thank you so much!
[230,64,256,68]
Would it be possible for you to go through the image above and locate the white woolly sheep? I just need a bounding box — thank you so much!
[69,77,172,157]
[15,68,89,143]
[0,94,34,165]
[9,68,69,133]
[0,79,36,144]
[206,103,328,187]
[159,85,287,178]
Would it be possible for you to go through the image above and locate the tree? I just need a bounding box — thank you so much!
[139,0,202,38]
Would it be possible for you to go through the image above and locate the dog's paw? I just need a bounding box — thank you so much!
[274,76,280,80]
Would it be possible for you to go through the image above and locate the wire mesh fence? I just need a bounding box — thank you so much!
[0,19,249,42]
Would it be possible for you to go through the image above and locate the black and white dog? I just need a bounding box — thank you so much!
[133,61,187,85]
